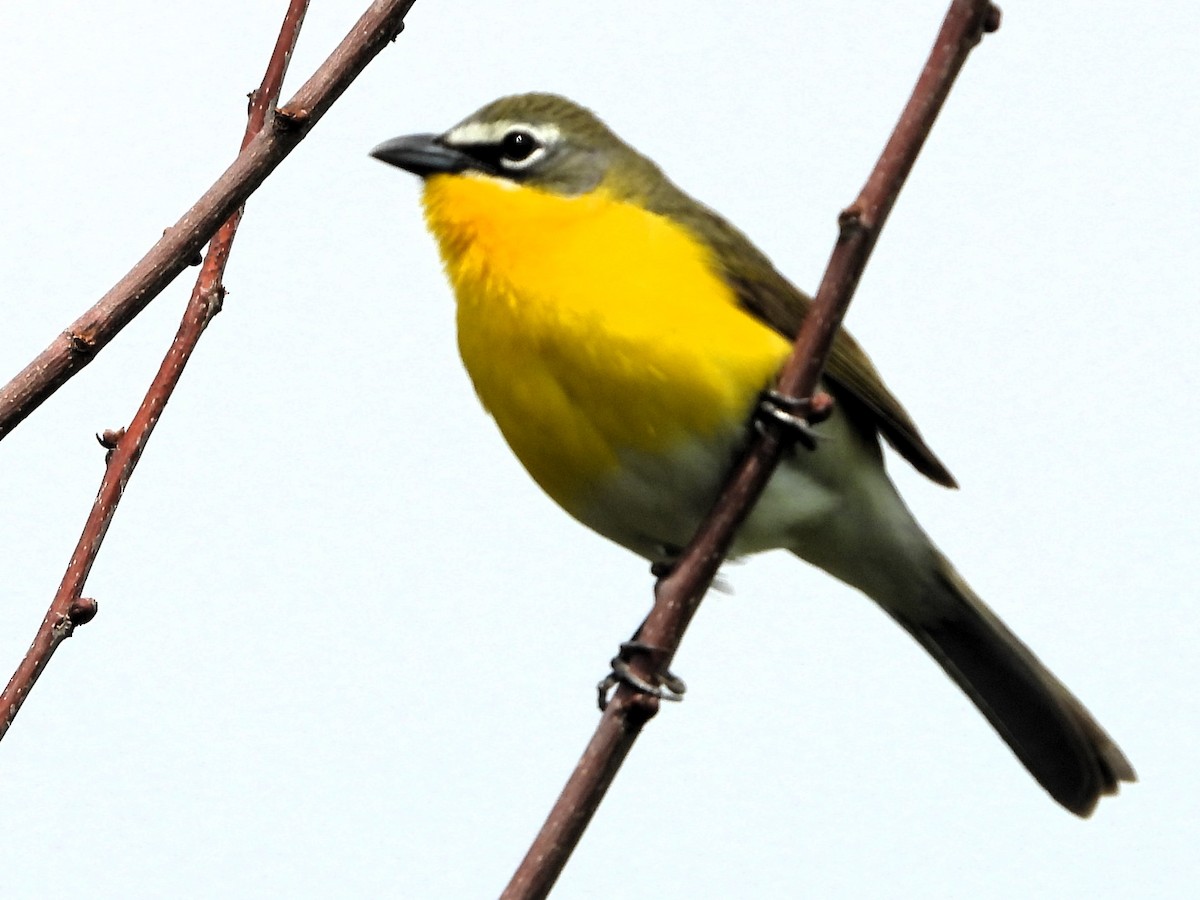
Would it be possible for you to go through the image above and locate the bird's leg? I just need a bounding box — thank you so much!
[596,637,688,710]
[754,388,836,451]
[596,571,688,710]
[601,391,827,709]
[649,559,674,579]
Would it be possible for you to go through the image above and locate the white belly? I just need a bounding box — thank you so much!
[572,393,934,606]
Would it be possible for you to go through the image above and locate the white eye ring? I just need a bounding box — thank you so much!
[499,130,546,170]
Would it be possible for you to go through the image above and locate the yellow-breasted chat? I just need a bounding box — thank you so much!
[370,92,1134,817]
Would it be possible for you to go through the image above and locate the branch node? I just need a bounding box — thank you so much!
[68,598,99,627]
[984,5,1002,32]
[200,285,226,322]
[837,204,866,236]
[274,105,311,130]
[808,390,836,424]
[67,331,96,359]
[95,428,125,450]
[50,613,73,641]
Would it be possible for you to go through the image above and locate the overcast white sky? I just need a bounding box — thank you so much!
[1,2,1196,897]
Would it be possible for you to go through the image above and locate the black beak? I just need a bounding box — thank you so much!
[369,133,479,178]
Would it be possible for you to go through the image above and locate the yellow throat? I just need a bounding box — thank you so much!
[421,172,792,517]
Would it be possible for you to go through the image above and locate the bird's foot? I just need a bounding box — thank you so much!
[649,559,676,579]
[754,388,835,451]
[596,640,687,710]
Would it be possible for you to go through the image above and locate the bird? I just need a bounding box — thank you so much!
[369,92,1135,816]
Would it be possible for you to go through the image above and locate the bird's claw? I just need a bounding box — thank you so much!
[596,641,687,710]
[754,388,835,451]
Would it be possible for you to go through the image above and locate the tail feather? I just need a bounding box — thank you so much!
[892,553,1135,816]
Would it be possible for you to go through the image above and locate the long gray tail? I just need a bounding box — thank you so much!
[890,552,1135,816]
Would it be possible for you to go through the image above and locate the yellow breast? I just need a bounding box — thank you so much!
[421,173,791,518]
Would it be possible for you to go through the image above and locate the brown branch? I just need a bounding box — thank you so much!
[0,0,418,442]
[0,0,317,742]
[500,3,1002,898]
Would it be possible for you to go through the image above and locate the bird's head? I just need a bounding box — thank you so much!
[370,92,661,200]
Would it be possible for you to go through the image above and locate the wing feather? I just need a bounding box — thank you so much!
[662,196,957,488]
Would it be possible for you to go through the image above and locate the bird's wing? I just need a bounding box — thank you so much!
[686,204,957,488]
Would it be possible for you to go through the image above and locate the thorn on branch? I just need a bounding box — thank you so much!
[390,21,406,41]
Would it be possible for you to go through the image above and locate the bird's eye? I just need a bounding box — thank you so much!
[500,130,539,162]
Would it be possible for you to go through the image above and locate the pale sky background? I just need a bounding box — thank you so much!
[1,2,1196,897]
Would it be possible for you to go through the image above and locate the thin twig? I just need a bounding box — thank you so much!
[0,0,418,442]
[0,0,315,742]
[501,3,1002,897]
